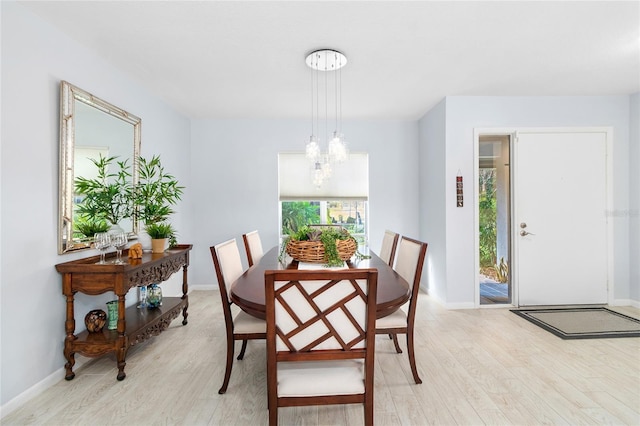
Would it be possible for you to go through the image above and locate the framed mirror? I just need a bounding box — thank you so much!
[58,81,141,254]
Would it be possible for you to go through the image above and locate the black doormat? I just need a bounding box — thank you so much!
[511,307,640,339]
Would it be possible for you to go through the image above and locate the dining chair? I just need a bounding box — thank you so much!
[265,268,378,426]
[242,230,264,267]
[375,236,428,384]
[379,230,399,266]
[210,239,266,394]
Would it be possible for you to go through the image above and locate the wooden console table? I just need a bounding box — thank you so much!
[55,244,192,381]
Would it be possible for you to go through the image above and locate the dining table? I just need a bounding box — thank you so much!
[230,246,410,320]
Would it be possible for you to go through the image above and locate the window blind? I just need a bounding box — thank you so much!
[278,152,369,201]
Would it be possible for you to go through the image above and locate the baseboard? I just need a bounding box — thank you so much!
[418,287,476,309]
[610,298,640,309]
[444,301,476,310]
[189,284,217,291]
[0,356,92,419]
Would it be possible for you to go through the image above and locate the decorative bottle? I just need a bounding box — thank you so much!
[147,283,163,308]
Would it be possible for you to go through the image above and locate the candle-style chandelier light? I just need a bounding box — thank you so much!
[304,49,348,188]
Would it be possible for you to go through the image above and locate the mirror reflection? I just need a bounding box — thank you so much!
[58,81,141,254]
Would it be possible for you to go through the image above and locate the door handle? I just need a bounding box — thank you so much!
[520,230,535,236]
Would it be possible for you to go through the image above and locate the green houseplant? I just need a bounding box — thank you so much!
[145,222,177,253]
[133,155,184,252]
[134,155,184,226]
[74,155,133,227]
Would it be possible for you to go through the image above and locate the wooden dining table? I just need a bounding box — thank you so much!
[230,246,410,320]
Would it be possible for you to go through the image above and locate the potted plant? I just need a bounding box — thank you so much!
[74,155,133,228]
[145,222,177,253]
[282,224,367,267]
[133,155,184,251]
[134,155,184,225]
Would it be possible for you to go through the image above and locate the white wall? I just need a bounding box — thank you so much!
[1,2,191,409]
[630,93,640,303]
[421,96,632,306]
[188,119,420,287]
[418,99,447,301]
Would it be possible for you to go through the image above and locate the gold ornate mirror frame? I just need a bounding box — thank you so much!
[58,81,141,254]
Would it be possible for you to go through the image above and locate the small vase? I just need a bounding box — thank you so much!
[151,238,167,254]
[106,300,118,330]
[147,283,163,308]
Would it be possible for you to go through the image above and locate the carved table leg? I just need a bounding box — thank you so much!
[64,337,76,381]
[116,334,129,381]
[116,294,128,380]
[182,296,189,326]
[182,265,189,325]
[64,292,76,380]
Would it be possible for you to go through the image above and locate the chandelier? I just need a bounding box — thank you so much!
[305,49,348,188]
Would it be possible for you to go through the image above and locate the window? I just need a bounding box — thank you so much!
[280,200,368,244]
[278,153,369,244]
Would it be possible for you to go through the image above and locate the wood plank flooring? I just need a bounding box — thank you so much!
[3,290,639,425]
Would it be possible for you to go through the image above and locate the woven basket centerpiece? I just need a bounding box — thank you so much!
[285,225,357,264]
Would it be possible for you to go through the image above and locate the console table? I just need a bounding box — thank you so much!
[55,244,192,381]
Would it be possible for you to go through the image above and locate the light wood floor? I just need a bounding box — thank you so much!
[4,290,640,425]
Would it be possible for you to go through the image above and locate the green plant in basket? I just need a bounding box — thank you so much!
[281,225,369,267]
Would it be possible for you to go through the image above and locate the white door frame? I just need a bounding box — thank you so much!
[473,127,614,308]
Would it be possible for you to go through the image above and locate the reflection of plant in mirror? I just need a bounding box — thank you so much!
[74,155,133,226]
[74,215,109,238]
[134,155,184,225]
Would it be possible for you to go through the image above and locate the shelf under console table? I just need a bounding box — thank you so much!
[55,244,193,381]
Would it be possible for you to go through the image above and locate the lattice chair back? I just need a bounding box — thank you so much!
[265,268,378,426]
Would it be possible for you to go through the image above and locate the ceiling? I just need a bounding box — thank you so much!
[20,1,640,120]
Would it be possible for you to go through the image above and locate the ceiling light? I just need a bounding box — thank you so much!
[305,49,348,188]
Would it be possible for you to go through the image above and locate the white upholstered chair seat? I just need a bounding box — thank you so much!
[233,310,266,334]
[375,307,408,329]
[278,360,365,397]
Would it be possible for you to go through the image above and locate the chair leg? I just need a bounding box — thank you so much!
[391,333,402,353]
[237,339,248,360]
[364,392,374,426]
[268,405,278,426]
[218,335,235,394]
[406,330,422,384]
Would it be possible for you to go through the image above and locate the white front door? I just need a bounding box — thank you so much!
[515,130,610,306]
